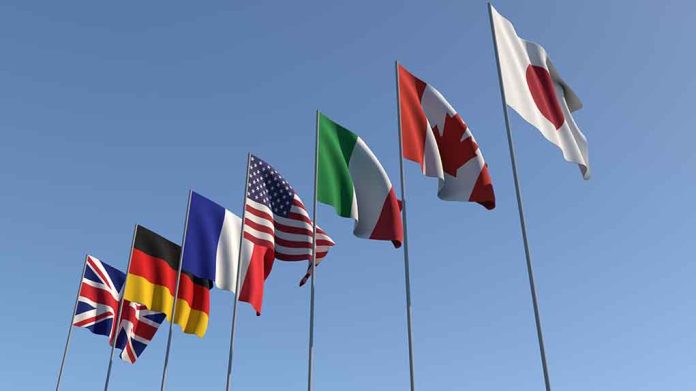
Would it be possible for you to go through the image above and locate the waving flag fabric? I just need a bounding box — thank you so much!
[244,154,335,286]
[111,302,165,363]
[73,255,164,363]
[123,225,211,337]
[398,64,495,209]
[183,191,269,315]
[491,5,590,179]
[73,256,125,336]
[318,113,403,247]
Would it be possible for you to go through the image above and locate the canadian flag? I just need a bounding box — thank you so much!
[491,5,590,179]
[398,64,495,210]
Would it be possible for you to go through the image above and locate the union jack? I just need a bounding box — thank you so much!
[72,255,165,363]
[110,301,166,363]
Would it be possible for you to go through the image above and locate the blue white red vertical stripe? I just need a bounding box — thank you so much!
[182,191,270,314]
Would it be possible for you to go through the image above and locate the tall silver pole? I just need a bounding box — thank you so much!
[394,61,416,391]
[160,190,194,391]
[306,110,320,391]
[104,226,139,391]
[487,4,552,391]
[56,254,90,391]
[225,153,252,391]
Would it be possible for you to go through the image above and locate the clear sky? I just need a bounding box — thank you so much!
[1,1,695,390]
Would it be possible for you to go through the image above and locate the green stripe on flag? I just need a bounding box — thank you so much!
[318,113,357,218]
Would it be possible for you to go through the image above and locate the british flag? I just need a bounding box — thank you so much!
[72,255,165,363]
[110,301,166,363]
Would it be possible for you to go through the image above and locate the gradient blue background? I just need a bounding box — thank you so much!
[1,1,694,390]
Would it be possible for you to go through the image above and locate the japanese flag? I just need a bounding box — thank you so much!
[491,5,591,179]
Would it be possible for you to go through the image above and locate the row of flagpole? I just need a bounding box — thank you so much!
[56,4,558,390]
[303,66,420,391]
[304,6,552,391]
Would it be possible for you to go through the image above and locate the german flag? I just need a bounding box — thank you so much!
[124,225,211,337]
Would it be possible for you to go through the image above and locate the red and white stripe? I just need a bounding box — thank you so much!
[71,296,117,328]
[244,195,335,264]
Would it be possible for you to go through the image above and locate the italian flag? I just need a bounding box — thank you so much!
[318,113,403,247]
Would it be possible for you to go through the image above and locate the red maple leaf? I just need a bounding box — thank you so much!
[432,113,479,177]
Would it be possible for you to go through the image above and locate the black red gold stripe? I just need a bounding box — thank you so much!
[124,225,210,337]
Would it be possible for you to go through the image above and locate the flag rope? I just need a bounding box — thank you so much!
[488,3,553,391]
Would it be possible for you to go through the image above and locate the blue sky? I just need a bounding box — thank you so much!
[1,1,695,390]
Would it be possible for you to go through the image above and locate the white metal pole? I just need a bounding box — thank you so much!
[56,254,90,391]
[104,227,138,391]
[307,110,320,391]
[225,153,252,391]
[395,61,417,391]
[159,191,194,391]
[487,4,552,391]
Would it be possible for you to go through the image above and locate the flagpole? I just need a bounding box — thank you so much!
[104,226,139,391]
[160,190,193,391]
[394,60,417,391]
[306,110,320,391]
[487,4,552,391]
[225,153,252,391]
[56,254,90,391]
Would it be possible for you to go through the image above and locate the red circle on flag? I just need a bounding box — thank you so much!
[526,65,565,130]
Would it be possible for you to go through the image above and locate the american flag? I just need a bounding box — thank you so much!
[243,155,335,284]
[72,255,164,363]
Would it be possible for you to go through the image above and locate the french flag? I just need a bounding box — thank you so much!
[182,191,273,315]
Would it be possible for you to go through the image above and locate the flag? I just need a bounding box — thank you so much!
[244,154,335,286]
[123,225,211,337]
[318,113,403,246]
[182,191,268,315]
[73,255,164,363]
[398,64,496,209]
[110,302,166,363]
[73,256,124,337]
[490,5,590,179]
